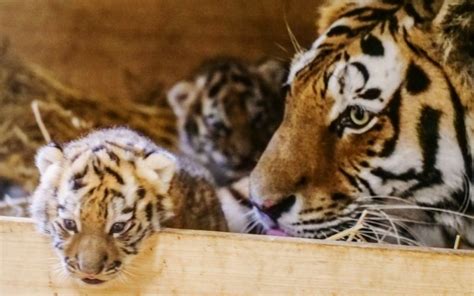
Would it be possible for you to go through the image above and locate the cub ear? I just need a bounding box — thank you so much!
[256,59,287,89]
[138,151,177,194]
[36,143,64,175]
[167,81,196,117]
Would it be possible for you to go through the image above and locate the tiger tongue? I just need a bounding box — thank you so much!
[266,228,288,237]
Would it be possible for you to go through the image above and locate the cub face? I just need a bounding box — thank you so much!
[31,133,176,285]
[167,58,286,185]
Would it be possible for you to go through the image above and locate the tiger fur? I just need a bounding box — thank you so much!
[30,128,227,285]
[246,0,474,248]
[167,57,287,186]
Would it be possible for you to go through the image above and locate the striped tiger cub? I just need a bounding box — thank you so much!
[30,128,228,285]
[167,57,287,186]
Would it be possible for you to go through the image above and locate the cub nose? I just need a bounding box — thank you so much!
[258,195,296,220]
[78,253,107,275]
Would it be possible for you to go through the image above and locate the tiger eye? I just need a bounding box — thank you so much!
[110,222,126,234]
[349,106,370,126]
[63,219,77,232]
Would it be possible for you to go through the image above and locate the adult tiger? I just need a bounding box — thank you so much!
[248,0,473,247]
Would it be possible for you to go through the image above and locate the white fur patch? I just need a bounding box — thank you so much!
[167,81,197,117]
[137,151,176,194]
[328,38,405,123]
[217,177,251,233]
[287,17,352,84]
[36,145,64,175]
[287,48,319,84]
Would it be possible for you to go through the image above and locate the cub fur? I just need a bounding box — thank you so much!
[167,57,287,185]
[31,127,227,285]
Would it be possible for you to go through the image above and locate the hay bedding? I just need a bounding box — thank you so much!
[0,49,177,216]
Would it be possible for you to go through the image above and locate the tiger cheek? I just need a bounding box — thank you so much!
[368,117,394,154]
[336,117,391,173]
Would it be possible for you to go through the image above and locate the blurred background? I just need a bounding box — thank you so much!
[0,0,321,99]
[0,0,322,214]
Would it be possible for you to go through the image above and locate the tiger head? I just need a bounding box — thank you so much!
[167,58,286,185]
[31,130,177,285]
[250,0,473,246]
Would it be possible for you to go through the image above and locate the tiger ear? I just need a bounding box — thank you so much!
[167,81,196,117]
[431,0,473,86]
[138,151,176,194]
[36,143,64,175]
[316,0,446,33]
[409,0,445,26]
[256,59,287,90]
[316,0,362,35]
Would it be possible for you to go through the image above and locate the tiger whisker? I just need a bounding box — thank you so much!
[362,195,415,204]
[345,215,436,226]
[284,15,304,54]
[359,228,419,246]
[226,209,254,225]
[363,223,384,242]
[50,262,71,283]
[360,204,474,219]
[256,223,265,234]
[458,174,471,214]
[241,218,261,234]
[118,266,138,284]
[274,42,291,54]
[243,209,258,218]
[363,220,404,242]
[342,209,417,245]
[328,227,343,237]
[116,271,127,285]
[364,189,473,217]
[357,231,384,244]
[360,226,421,246]
[367,208,423,244]
[46,257,61,262]
[359,216,437,225]
[372,209,401,245]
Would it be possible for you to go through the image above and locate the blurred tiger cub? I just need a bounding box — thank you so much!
[30,128,228,285]
[167,57,287,186]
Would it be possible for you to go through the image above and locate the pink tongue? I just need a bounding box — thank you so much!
[267,228,288,236]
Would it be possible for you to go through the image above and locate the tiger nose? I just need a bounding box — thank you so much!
[78,255,106,275]
[258,195,296,221]
[77,249,108,275]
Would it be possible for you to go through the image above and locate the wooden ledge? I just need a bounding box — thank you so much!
[0,216,473,295]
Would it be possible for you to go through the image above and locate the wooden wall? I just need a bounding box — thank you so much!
[0,0,322,99]
[1,217,473,295]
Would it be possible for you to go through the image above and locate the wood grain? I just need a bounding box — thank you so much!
[0,0,321,99]
[1,217,473,295]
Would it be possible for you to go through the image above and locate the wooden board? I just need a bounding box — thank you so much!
[0,217,473,295]
[0,0,321,99]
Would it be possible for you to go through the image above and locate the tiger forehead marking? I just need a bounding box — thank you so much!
[249,0,473,247]
[326,35,404,122]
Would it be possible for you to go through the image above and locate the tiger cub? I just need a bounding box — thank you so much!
[167,57,287,186]
[30,128,227,285]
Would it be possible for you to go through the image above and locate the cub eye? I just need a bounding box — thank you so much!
[110,222,127,234]
[349,106,371,127]
[206,120,231,137]
[63,219,77,232]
